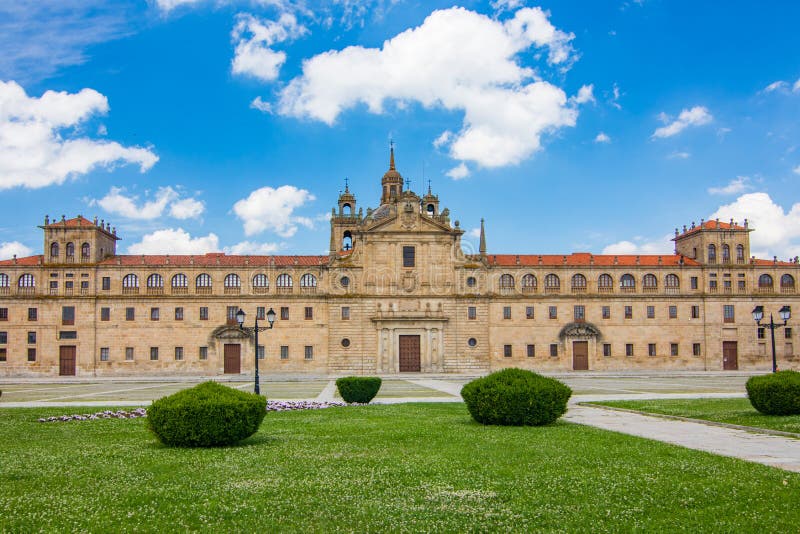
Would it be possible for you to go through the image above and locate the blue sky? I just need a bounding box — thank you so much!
[1,0,799,260]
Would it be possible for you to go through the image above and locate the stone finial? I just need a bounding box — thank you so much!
[691,221,696,229]
[675,228,679,237]
[774,256,778,264]
[744,218,749,229]
[479,218,486,257]
[45,215,49,225]
[61,214,66,221]
[93,216,98,225]
[683,225,687,233]
[715,217,720,228]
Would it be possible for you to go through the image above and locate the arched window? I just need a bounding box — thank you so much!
[300,274,317,288]
[224,274,241,288]
[342,203,351,215]
[620,274,635,288]
[0,274,8,287]
[665,274,680,288]
[18,273,35,287]
[736,244,745,262]
[544,274,560,290]
[426,204,435,215]
[708,244,717,262]
[146,274,163,288]
[65,242,74,257]
[758,274,773,288]
[253,274,269,288]
[571,274,586,289]
[196,273,212,288]
[643,274,657,288]
[721,244,730,263]
[276,273,293,288]
[342,231,353,251]
[781,274,795,289]
[122,274,139,288]
[521,274,537,289]
[81,242,90,258]
[171,273,188,288]
[50,242,59,258]
[598,274,613,289]
[499,274,515,289]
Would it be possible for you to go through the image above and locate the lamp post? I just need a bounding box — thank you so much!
[752,305,792,373]
[236,307,276,395]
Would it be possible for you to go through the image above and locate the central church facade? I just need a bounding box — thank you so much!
[0,150,799,377]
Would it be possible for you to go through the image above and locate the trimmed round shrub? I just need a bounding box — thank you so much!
[147,381,266,447]
[336,376,382,403]
[461,368,572,426]
[746,371,800,415]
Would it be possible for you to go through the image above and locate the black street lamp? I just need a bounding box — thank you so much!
[236,307,276,395]
[752,305,792,373]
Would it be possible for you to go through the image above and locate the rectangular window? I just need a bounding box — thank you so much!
[602,306,610,319]
[526,344,535,358]
[50,281,58,291]
[62,306,75,325]
[28,308,37,321]
[126,307,135,321]
[304,346,314,360]
[669,305,677,319]
[402,246,415,267]
[150,347,159,361]
[200,307,208,320]
[757,327,766,339]
[280,306,289,320]
[226,306,238,324]
[690,277,698,290]
[625,343,634,357]
[257,306,265,320]
[124,347,134,361]
[102,277,110,290]
[59,331,77,339]
[81,281,89,290]
[27,348,36,362]
[603,343,611,357]
[100,347,109,362]
[670,343,679,356]
[549,344,558,357]
[199,346,208,360]
[693,343,701,357]
[503,306,511,320]
[280,345,289,360]
[574,305,585,321]
[0,348,5,361]
[709,280,717,290]
[150,307,160,321]
[468,306,477,320]
[738,280,746,290]
[786,328,793,339]
[647,306,655,319]
[723,305,735,323]
[175,307,184,321]
[723,280,731,290]
[175,347,183,361]
[305,306,313,320]
[691,305,700,319]
[65,281,73,290]
[549,306,557,319]
[503,344,512,358]
[0,308,7,321]
[341,306,350,320]
[648,343,657,357]
[27,331,36,344]
[526,306,534,319]
[624,306,633,319]
[257,345,265,360]
[100,307,110,321]
[0,331,6,343]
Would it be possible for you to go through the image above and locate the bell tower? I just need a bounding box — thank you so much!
[380,143,403,205]
[330,180,361,256]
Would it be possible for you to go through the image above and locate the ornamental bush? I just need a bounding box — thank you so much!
[147,381,266,447]
[461,368,572,426]
[746,371,800,415]
[336,376,382,403]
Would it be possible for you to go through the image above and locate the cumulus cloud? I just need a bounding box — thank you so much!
[155,0,204,11]
[601,235,673,255]
[0,81,157,189]
[279,7,585,168]
[231,13,307,82]
[250,96,273,113]
[433,130,452,149]
[127,228,220,255]
[0,241,33,260]
[233,185,315,237]
[491,0,524,11]
[761,78,800,95]
[446,163,470,180]
[594,132,610,143]
[707,176,752,196]
[572,84,594,104]
[169,197,205,219]
[224,241,281,255]
[91,186,204,220]
[652,106,712,139]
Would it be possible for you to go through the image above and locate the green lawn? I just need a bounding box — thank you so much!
[1,404,799,532]
[591,398,800,435]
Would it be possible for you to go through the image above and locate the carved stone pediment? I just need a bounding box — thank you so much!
[212,325,250,340]
[558,322,601,339]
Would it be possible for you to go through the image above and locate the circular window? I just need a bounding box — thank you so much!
[340,276,350,288]
[468,338,477,347]
[466,276,477,287]
[341,338,351,348]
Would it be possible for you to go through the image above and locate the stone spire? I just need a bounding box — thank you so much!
[380,142,403,204]
[479,218,487,257]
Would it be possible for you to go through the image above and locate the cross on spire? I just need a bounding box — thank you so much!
[427,179,432,194]
[405,177,411,188]
[389,139,395,170]
[344,176,349,192]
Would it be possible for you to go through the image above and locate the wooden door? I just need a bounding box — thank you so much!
[572,341,589,371]
[398,335,421,372]
[722,341,738,370]
[224,344,241,374]
[59,346,76,376]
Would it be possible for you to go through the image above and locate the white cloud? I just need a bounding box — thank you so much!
[467,227,481,239]
[572,84,594,104]
[279,7,584,168]
[710,192,800,259]
[91,186,204,220]
[652,106,712,139]
[250,96,273,113]
[433,130,452,149]
[794,78,800,93]
[223,241,281,255]
[169,197,205,219]
[231,13,308,82]
[127,228,220,255]
[594,132,610,143]
[610,83,621,109]
[602,235,672,255]
[763,80,789,93]
[233,185,315,237]
[446,163,470,180]
[0,241,33,260]
[155,0,204,11]
[0,80,157,190]
[667,151,690,159]
[707,176,752,196]
[793,165,800,175]
[491,0,524,12]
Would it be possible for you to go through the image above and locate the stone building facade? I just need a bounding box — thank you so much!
[0,150,798,377]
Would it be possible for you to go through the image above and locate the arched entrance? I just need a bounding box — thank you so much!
[559,322,602,371]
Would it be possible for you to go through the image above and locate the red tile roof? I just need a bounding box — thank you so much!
[486,253,701,267]
[97,253,329,267]
[674,219,748,239]
[0,255,43,266]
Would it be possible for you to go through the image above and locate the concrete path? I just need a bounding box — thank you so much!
[564,404,800,473]
[405,378,463,397]
[315,380,338,402]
